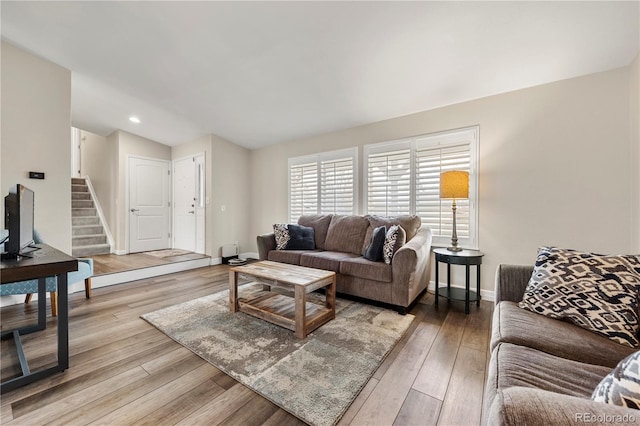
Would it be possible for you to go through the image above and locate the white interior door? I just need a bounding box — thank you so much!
[173,157,196,251]
[129,157,171,253]
[172,154,206,253]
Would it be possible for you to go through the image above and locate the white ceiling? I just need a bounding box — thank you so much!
[2,1,638,149]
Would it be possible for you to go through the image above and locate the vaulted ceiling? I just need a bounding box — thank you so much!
[2,1,638,149]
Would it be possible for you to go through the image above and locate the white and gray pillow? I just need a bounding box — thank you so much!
[383,225,406,265]
[592,351,640,409]
[519,247,640,348]
[273,223,290,250]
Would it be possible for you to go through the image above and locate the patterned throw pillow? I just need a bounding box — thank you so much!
[519,247,640,348]
[273,224,290,250]
[592,351,640,409]
[383,225,403,265]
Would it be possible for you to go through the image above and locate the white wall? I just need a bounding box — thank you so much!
[630,54,640,253]
[250,65,636,293]
[1,41,72,253]
[80,129,113,234]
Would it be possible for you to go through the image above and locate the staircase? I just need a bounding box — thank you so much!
[72,178,110,257]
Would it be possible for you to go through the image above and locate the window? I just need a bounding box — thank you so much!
[289,148,357,222]
[364,127,478,248]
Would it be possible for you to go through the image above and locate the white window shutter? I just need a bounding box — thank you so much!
[366,149,411,216]
[289,162,318,222]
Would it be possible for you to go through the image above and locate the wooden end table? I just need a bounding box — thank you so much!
[229,261,336,338]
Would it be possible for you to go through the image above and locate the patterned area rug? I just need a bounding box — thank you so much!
[142,284,414,426]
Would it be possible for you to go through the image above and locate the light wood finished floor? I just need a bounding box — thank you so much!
[92,252,210,276]
[1,265,493,425]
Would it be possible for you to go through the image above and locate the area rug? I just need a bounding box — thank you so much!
[141,284,414,426]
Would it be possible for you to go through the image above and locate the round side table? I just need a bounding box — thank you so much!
[433,247,484,314]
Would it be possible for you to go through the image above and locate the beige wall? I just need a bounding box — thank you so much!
[80,129,113,234]
[1,41,72,253]
[112,130,172,252]
[630,54,640,253]
[250,65,635,293]
[210,135,252,258]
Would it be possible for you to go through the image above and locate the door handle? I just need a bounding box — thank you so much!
[188,211,195,214]
[130,208,139,213]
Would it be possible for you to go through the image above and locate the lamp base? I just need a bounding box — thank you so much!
[447,246,463,252]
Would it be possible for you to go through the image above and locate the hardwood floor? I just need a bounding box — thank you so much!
[1,265,493,425]
[92,252,210,276]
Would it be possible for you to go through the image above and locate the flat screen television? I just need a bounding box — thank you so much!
[3,184,35,258]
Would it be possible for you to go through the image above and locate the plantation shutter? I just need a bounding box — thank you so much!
[289,161,318,222]
[415,142,470,239]
[320,157,354,215]
[366,148,411,216]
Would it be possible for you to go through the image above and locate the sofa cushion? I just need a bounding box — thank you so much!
[298,214,332,250]
[300,251,360,273]
[519,247,640,348]
[324,215,370,255]
[285,224,315,250]
[267,249,312,265]
[340,257,392,283]
[592,351,640,409]
[363,226,386,262]
[492,302,635,368]
[488,343,611,400]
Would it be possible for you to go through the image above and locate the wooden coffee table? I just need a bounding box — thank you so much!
[229,260,336,338]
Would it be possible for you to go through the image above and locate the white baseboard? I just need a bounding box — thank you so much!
[210,257,222,266]
[241,252,259,260]
[428,281,495,302]
[114,249,127,255]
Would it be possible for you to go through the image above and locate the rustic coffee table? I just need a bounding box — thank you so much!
[229,260,336,338]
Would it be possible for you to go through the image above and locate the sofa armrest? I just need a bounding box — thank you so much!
[487,386,638,426]
[257,233,276,260]
[391,226,433,307]
[494,264,534,304]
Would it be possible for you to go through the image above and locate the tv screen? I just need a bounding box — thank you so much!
[4,184,35,256]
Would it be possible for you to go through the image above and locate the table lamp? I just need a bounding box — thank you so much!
[440,170,469,252]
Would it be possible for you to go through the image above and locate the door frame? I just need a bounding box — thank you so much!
[125,155,172,254]
[171,152,206,253]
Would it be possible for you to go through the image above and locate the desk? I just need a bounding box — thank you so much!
[433,248,484,314]
[1,244,77,393]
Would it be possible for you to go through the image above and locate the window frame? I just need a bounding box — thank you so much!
[364,126,479,249]
[288,147,358,223]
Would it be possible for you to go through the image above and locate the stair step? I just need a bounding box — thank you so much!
[72,243,110,257]
[72,184,89,193]
[73,225,104,236]
[72,200,94,209]
[71,177,86,185]
[72,192,92,200]
[73,216,100,226]
[73,208,97,217]
[73,234,107,246]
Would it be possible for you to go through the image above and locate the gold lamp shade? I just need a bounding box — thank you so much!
[440,170,469,200]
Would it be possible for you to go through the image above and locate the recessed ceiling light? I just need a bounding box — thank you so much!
[129,116,140,123]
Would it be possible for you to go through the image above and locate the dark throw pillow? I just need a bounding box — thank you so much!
[364,226,386,262]
[285,224,315,250]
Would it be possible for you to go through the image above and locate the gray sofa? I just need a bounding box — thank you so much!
[484,264,638,425]
[257,214,432,314]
